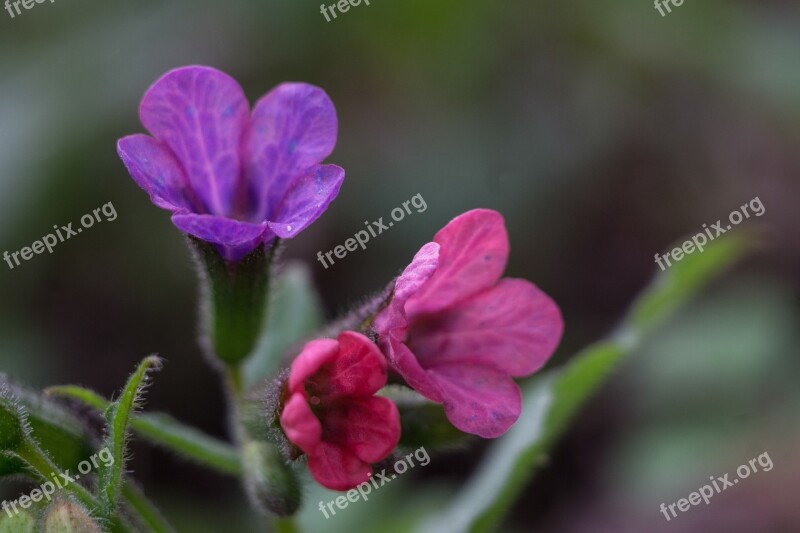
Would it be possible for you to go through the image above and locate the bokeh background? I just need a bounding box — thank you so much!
[1,1,799,531]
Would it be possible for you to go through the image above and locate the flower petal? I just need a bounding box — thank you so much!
[408,279,563,377]
[265,164,345,239]
[287,338,340,394]
[406,209,509,318]
[117,135,197,211]
[321,332,387,399]
[170,213,268,261]
[380,337,444,403]
[429,364,522,438]
[245,83,338,220]
[280,393,322,454]
[139,66,249,216]
[306,442,372,491]
[373,242,440,340]
[324,397,400,464]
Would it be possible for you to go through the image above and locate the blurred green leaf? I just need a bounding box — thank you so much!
[419,232,750,533]
[245,262,325,389]
[47,385,241,476]
[0,380,94,480]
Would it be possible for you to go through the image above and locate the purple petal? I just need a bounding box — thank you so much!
[264,164,345,239]
[117,134,197,212]
[408,279,564,377]
[139,66,249,216]
[428,364,522,438]
[171,213,268,261]
[244,83,338,220]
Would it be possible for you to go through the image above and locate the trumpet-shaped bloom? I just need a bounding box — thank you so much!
[118,66,344,260]
[280,331,400,490]
[374,209,564,438]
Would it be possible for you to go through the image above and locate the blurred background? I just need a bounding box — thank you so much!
[1,0,799,531]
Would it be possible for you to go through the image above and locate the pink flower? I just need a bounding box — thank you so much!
[374,209,564,438]
[279,331,400,490]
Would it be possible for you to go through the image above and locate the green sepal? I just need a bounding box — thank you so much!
[190,237,275,366]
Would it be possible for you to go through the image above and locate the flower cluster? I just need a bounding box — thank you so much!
[118,66,563,492]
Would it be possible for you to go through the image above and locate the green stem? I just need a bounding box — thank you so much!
[15,441,101,511]
[273,517,300,533]
[122,482,175,533]
[47,386,242,476]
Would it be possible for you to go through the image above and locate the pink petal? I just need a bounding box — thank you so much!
[245,83,338,220]
[280,393,322,454]
[139,66,249,216]
[322,332,387,399]
[409,279,564,377]
[170,213,268,261]
[117,135,198,212]
[306,442,372,491]
[287,339,340,394]
[428,365,522,438]
[379,338,444,403]
[324,396,400,464]
[373,242,440,340]
[265,164,345,239]
[406,209,509,318]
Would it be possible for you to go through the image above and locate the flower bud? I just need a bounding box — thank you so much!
[242,440,302,517]
[42,499,102,533]
[0,508,36,533]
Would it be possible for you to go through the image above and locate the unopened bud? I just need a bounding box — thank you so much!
[42,499,102,533]
[0,508,36,533]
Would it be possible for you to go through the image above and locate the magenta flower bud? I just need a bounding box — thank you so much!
[280,331,401,490]
[374,209,564,438]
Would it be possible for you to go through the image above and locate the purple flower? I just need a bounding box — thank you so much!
[118,66,344,261]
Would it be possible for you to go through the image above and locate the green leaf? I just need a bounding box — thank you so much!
[244,262,325,389]
[47,385,241,477]
[97,355,162,519]
[419,232,751,533]
[0,379,94,481]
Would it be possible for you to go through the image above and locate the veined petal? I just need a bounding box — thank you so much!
[265,164,344,239]
[306,442,372,491]
[380,338,444,403]
[409,279,563,377]
[324,396,400,464]
[280,393,322,455]
[245,83,338,220]
[321,332,387,400]
[373,242,440,340]
[287,338,340,394]
[407,209,509,318]
[117,134,197,211]
[140,66,249,216]
[170,213,267,261]
[429,365,522,438]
